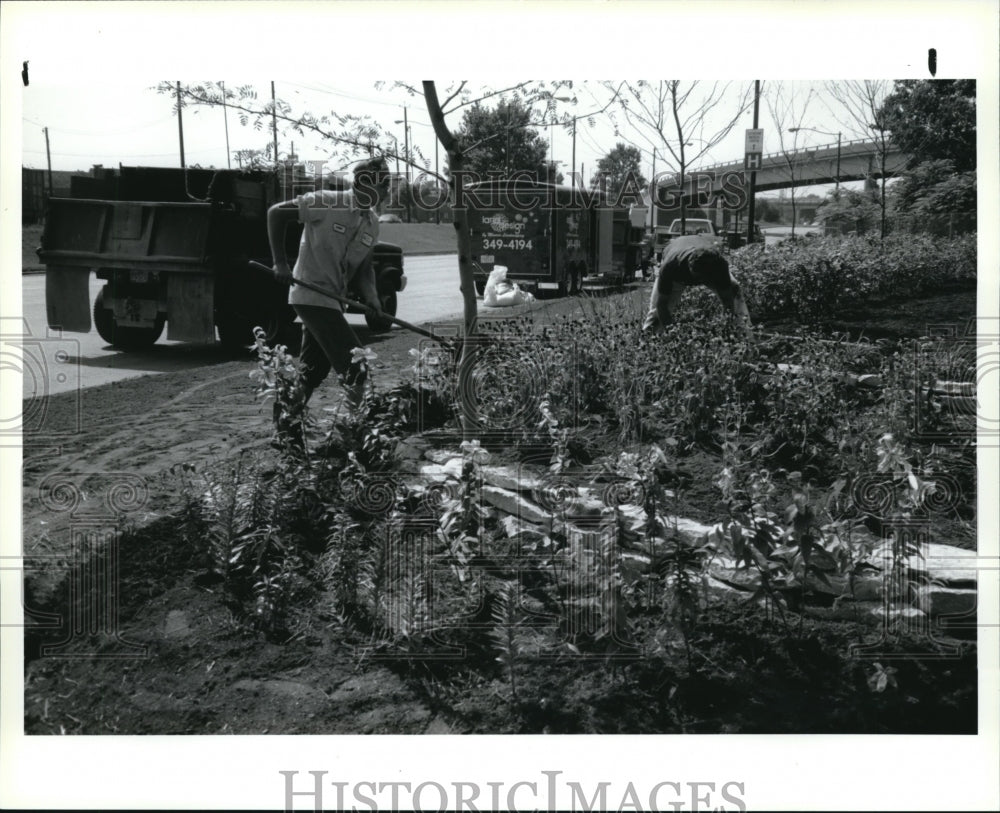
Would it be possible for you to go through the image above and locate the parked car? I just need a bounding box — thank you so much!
[723,223,764,249]
[378,213,402,223]
[652,218,723,258]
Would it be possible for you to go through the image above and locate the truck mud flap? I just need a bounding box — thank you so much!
[46,267,92,333]
[166,274,216,344]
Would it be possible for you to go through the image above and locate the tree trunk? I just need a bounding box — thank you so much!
[423,82,479,438]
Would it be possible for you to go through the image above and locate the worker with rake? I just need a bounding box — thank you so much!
[266,157,391,446]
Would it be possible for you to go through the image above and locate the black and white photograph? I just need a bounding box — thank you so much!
[2,1,998,811]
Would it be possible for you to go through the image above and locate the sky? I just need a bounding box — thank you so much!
[21,78,867,196]
[2,2,999,813]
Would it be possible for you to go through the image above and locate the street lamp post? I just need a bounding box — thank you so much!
[788,126,841,193]
[394,112,413,222]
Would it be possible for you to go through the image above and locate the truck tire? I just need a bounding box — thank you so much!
[474,279,486,297]
[93,288,164,350]
[365,290,398,333]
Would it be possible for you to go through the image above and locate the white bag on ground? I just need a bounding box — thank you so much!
[483,265,535,307]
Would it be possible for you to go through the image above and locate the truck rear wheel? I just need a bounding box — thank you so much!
[365,291,398,333]
[93,288,164,350]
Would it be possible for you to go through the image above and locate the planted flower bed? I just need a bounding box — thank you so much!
[24,233,980,734]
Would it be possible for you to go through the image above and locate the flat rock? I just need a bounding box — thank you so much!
[481,485,552,525]
[915,585,978,618]
[867,541,979,585]
[481,463,547,493]
[499,514,549,545]
[418,459,465,481]
[424,448,463,464]
[703,575,747,602]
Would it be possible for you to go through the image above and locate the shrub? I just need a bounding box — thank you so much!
[730,232,976,321]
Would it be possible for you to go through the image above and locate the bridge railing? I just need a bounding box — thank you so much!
[655,137,899,185]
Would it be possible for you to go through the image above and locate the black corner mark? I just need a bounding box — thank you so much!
[928,48,937,77]
[22,60,29,86]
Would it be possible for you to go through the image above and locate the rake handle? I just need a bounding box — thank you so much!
[248,260,455,350]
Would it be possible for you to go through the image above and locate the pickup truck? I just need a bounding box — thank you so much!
[652,218,723,258]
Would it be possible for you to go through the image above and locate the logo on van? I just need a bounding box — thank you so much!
[482,214,526,234]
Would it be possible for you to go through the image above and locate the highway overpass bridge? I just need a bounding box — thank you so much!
[650,137,910,203]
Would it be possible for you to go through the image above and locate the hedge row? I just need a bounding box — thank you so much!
[730,233,977,321]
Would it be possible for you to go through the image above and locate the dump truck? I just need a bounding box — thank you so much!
[466,180,649,296]
[38,166,406,352]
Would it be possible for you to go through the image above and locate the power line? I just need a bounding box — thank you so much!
[281,81,403,109]
[23,147,223,158]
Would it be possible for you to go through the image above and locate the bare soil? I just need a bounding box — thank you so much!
[21,285,979,735]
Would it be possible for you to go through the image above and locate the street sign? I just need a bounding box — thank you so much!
[744,128,763,172]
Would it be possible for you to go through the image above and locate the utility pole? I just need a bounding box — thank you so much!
[403,106,412,223]
[271,81,278,163]
[505,105,511,177]
[176,82,186,168]
[571,118,576,188]
[221,81,231,169]
[435,137,440,225]
[43,127,53,196]
[649,147,656,233]
[746,79,760,244]
[835,132,841,194]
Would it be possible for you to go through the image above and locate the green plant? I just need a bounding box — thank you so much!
[435,439,490,584]
[488,580,523,707]
[250,326,310,455]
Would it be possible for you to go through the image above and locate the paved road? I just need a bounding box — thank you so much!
[761,225,824,247]
[18,255,466,398]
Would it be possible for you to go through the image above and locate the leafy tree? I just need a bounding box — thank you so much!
[814,188,881,235]
[452,98,550,180]
[878,80,976,171]
[889,159,976,233]
[755,197,781,223]
[604,80,754,230]
[765,82,817,236]
[539,160,565,185]
[823,80,894,238]
[591,142,647,193]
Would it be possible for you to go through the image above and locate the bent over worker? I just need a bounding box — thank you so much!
[641,235,752,333]
[267,157,391,441]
